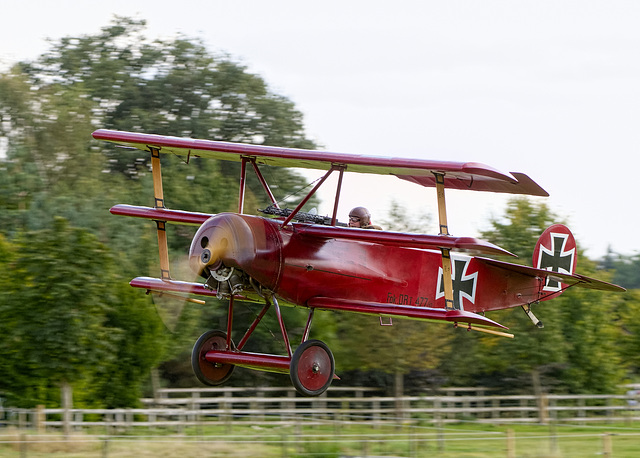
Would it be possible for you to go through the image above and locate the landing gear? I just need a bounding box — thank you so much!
[192,298,336,396]
[191,330,236,386]
[290,339,335,396]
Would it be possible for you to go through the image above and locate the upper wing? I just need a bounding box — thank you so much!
[476,257,626,292]
[92,129,548,196]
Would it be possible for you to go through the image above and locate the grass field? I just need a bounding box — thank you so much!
[1,420,640,457]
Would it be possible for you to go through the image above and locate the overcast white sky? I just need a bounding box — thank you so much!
[1,1,639,259]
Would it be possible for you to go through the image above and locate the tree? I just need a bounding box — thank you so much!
[0,218,164,407]
[447,197,625,394]
[0,16,324,397]
[602,250,640,290]
[0,16,317,238]
[614,290,640,379]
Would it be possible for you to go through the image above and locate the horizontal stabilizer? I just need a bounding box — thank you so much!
[476,258,626,292]
[293,224,516,257]
[307,297,508,329]
[111,204,212,225]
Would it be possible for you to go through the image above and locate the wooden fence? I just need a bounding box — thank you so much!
[2,387,640,431]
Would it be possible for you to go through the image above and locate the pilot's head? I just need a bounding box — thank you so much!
[348,206,371,228]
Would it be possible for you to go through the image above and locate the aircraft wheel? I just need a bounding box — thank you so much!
[290,339,335,396]
[191,330,235,386]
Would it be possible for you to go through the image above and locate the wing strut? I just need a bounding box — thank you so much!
[281,166,341,227]
[330,167,345,226]
[435,172,455,310]
[238,156,281,214]
[238,158,247,214]
[249,158,280,208]
[150,147,171,280]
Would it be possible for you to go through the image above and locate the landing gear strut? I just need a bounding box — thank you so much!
[191,293,337,396]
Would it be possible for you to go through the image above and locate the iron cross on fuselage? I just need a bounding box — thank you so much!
[438,258,477,310]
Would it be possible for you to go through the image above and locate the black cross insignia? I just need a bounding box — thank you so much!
[539,234,574,291]
[438,258,477,310]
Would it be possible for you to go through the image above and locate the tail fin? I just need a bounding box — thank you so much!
[532,224,577,300]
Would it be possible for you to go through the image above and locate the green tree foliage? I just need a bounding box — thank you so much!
[0,16,316,239]
[0,16,321,403]
[602,249,640,290]
[378,199,434,234]
[0,218,165,407]
[441,197,625,393]
[480,197,558,261]
[0,17,635,405]
[614,290,640,379]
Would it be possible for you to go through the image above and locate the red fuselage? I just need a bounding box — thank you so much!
[189,213,543,314]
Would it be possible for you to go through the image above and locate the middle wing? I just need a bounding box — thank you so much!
[292,223,516,257]
[92,129,548,196]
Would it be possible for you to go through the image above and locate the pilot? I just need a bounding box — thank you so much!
[348,207,382,230]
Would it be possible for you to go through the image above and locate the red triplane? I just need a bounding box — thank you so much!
[93,129,624,396]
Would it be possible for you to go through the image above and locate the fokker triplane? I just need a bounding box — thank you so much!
[93,129,625,396]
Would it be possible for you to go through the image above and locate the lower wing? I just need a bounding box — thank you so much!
[307,297,508,329]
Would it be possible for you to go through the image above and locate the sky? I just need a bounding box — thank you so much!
[1,1,639,259]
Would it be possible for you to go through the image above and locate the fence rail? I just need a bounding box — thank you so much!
[2,387,640,431]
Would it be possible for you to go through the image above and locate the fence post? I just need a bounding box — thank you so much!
[602,433,613,458]
[506,428,515,458]
[281,433,288,458]
[190,391,199,424]
[537,393,548,424]
[257,390,265,423]
[18,410,26,429]
[549,420,558,455]
[492,397,500,420]
[102,436,110,458]
[578,397,585,419]
[61,381,73,437]
[20,433,27,458]
[435,398,444,452]
[35,405,45,432]
[370,398,378,428]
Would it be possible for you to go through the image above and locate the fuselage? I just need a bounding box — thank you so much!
[189,213,543,314]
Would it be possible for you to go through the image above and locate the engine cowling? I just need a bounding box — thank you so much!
[189,213,284,292]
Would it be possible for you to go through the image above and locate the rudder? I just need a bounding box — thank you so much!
[532,224,577,299]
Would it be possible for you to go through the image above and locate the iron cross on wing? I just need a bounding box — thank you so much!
[436,257,477,310]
